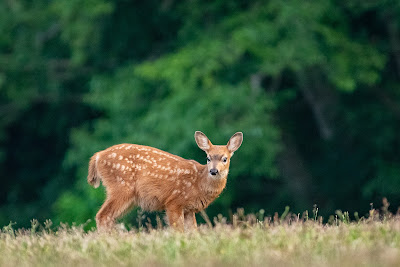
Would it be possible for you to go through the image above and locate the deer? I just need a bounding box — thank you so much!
[87,131,243,231]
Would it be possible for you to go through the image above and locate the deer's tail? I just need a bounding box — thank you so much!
[88,153,101,188]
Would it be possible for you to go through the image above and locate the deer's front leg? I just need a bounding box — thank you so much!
[184,211,197,231]
[166,207,184,232]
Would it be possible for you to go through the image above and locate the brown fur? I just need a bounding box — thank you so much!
[88,131,243,231]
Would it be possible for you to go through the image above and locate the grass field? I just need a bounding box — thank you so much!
[1,208,400,267]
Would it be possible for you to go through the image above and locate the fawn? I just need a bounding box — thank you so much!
[87,131,243,231]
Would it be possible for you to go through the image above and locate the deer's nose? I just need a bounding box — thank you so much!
[210,169,219,175]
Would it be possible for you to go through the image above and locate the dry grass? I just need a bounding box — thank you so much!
[1,207,400,267]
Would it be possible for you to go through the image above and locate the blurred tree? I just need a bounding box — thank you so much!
[0,0,102,226]
[1,0,400,227]
[54,0,394,225]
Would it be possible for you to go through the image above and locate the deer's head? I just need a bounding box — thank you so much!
[195,131,243,178]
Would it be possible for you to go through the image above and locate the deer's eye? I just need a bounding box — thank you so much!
[207,157,211,163]
[222,157,227,163]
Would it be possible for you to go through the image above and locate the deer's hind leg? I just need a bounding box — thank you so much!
[184,211,197,231]
[95,191,135,231]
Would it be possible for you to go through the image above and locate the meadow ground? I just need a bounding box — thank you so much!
[1,208,400,267]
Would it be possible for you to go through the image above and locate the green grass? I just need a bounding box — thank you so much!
[1,209,400,267]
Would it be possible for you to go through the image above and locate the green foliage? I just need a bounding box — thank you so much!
[52,0,114,65]
[1,0,400,227]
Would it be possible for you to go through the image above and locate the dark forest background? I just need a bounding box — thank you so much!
[1,0,400,228]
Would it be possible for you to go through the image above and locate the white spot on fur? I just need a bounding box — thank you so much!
[118,155,123,160]
[191,163,197,172]
[111,152,117,158]
[121,165,126,171]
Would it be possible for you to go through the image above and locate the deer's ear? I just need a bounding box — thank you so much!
[195,131,212,151]
[227,132,243,153]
